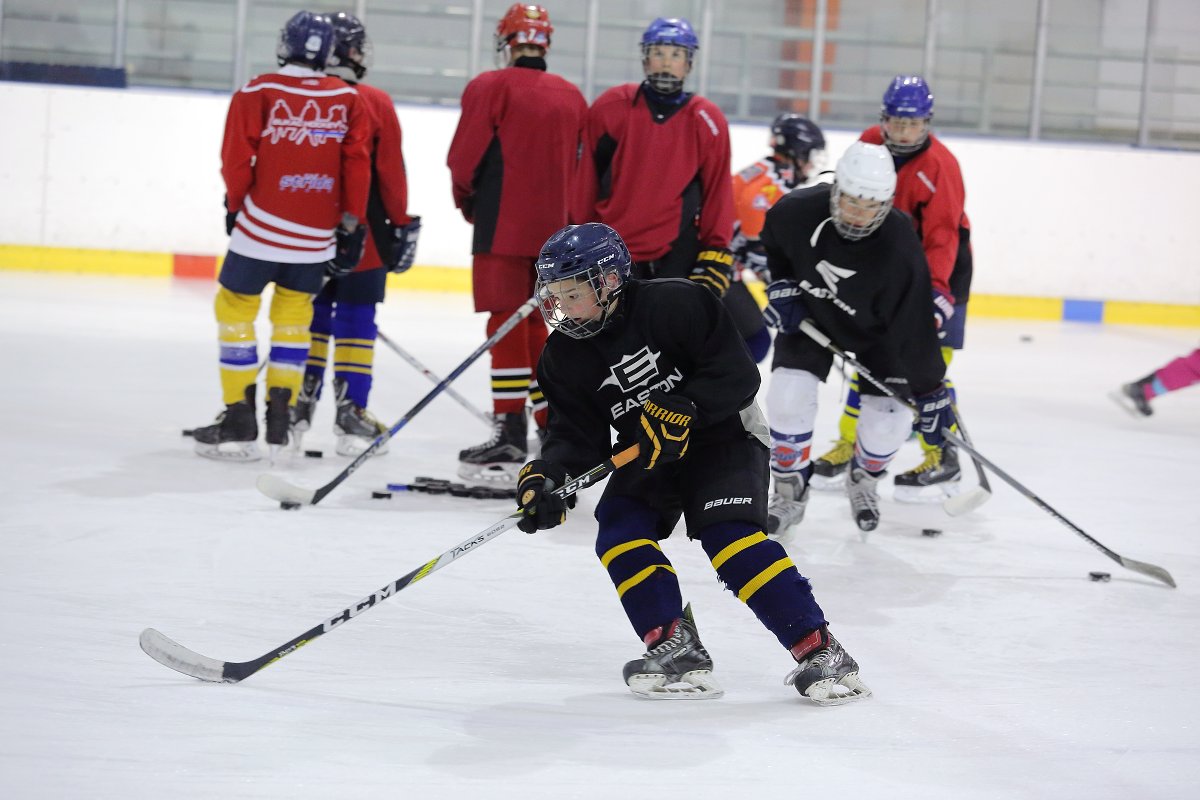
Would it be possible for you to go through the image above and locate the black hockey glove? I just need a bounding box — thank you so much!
[326,217,366,278]
[732,231,771,283]
[932,289,955,338]
[388,215,422,274]
[516,459,576,533]
[915,384,957,449]
[636,389,696,470]
[223,196,237,236]
[763,279,808,333]
[689,249,734,297]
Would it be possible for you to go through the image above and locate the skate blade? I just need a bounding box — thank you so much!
[627,671,724,700]
[1107,389,1149,418]
[802,673,872,706]
[457,462,520,489]
[893,480,962,505]
[335,434,389,458]
[194,441,261,462]
[810,472,847,491]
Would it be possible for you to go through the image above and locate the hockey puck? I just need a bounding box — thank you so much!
[921,528,943,537]
[1088,571,1112,582]
[1019,334,1033,343]
[304,449,323,459]
[371,491,393,500]
[181,428,195,437]
[280,501,302,511]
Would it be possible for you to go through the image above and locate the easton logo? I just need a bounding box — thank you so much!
[815,260,856,294]
[600,346,663,392]
[263,99,349,146]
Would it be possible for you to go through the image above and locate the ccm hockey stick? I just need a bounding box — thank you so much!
[376,329,493,428]
[257,295,540,507]
[798,320,991,516]
[142,444,640,683]
[800,321,1176,588]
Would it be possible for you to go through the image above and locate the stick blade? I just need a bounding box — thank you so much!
[1118,557,1177,588]
[139,628,232,683]
[256,473,317,505]
[943,487,992,517]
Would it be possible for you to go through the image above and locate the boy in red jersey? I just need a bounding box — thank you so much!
[573,17,736,297]
[290,12,420,458]
[192,11,370,462]
[447,3,588,488]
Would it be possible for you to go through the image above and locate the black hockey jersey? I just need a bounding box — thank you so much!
[760,183,945,395]
[538,278,761,477]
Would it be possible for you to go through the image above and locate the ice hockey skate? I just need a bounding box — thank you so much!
[811,438,853,489]
[784,625,871,706]
[893,445,961,503]
[623,604,723,700]
[289,372,320,450]
[1109,378,1154,417]
[847,465,883,533]
[767,473,810,540]
[332,379,389,457]
[264,387,292,463]
[457,412,527,489]
[192,385,260,462]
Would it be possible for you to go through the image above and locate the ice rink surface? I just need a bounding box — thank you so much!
[2,272,1198,799]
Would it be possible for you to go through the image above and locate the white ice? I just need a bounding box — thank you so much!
[1,272,1198,799]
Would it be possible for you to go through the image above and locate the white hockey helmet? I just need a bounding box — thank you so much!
[830,141,897,240]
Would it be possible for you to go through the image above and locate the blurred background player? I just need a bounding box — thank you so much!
[192,11,370,462]
[516,222,870,705]
[573,17,737,299]
[728,113,826,361]
[759,142,956,536]
[447,3,587,488]
[289,11,421,458]
[812,75,973,502]
[1111,348,1200,416]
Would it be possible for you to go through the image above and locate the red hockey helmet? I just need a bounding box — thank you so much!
[495,4,553,58]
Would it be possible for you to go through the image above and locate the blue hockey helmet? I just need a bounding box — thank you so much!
[327,12,372,81]
[770,113,826,163]
[276,11,336,70]
[641,17,699,54]
[880,75,934,154]
[535,223,632,339]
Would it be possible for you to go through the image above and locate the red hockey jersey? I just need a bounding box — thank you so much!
[861,126,970,299]
[574,84,734,262]
[221,65,371,264]
[447,62,587,258]
[352,81,411,272]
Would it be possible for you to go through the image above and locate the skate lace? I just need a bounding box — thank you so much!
[647,623,688,656]
[821,439,854,465]
[910,449,942,475]
[848,473,879,515]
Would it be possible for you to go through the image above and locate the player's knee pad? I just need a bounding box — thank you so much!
[767,368,819,431]
[332,302,378,340]
[269,285,315,329]
[310,297,334,336]
[595,495,681,635]
[215,287,261,328]
[745,326,772,363]
[856,395,912,470]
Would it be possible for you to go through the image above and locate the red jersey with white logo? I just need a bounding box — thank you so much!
[860,126,970,299]
[574,84,735,262]
[221,65,371,264]
[447,61,587,257]
[351,81,411,272]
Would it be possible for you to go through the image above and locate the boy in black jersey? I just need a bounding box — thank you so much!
[759,142,957,536]
[514,222,870,705]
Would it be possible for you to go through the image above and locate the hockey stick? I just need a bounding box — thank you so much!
[376,329,493,428]
[257,295,540,507]
[799,320,1176,588]
[797,320,991,516]
[142,444,640,683]
[941,406,992,516]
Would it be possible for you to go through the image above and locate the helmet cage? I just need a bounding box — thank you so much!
[640,17,698,94]
[830,142,896,240]
[534,224,631,339]
[880,75,934,155]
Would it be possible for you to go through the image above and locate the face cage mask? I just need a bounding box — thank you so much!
[537,271,622,340]
[880,114,930,155]
[641,44,692,95]
[830,183,892,241]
